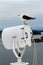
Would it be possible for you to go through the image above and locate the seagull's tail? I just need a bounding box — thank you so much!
[32,18,36,20]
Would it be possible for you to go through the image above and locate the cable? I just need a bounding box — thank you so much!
[32,39,37,65]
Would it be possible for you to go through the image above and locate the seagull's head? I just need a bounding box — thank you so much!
[17,14,24,18]
[17,14,23,19]
[17,14,26,22]
[17,14,22,16]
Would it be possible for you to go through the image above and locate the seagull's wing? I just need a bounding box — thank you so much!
[22,15,36,20]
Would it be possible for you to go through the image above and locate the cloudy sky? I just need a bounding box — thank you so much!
[0,0,43,18]
[0,0,43,30]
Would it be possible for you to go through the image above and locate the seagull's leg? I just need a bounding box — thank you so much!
[24,21,27,25]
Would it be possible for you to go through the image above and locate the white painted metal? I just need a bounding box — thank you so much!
[2,24,32,65]
[2,25,32,49]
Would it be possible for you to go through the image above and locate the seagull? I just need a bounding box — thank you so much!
[17,14,36,23]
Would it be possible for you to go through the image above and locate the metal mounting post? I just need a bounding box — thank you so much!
[33,40,37,65]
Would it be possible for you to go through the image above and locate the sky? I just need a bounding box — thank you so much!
[0,0,43,30]
[0,0,43,18]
